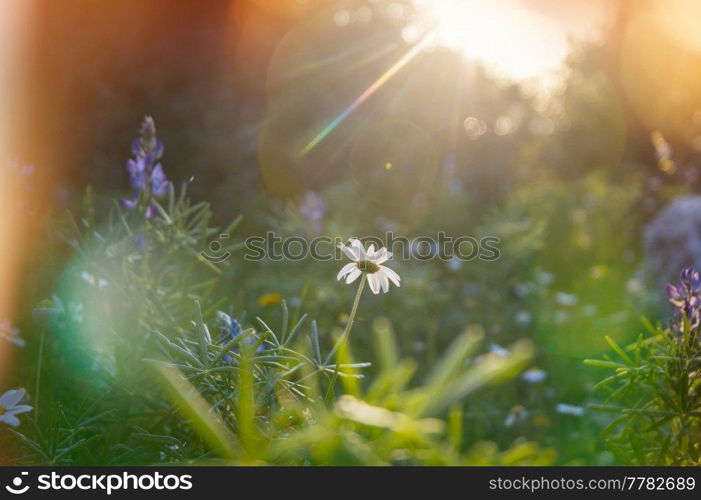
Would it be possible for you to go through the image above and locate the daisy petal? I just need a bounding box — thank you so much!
[373,248,392,265]
[367,273,380,294]
[0,388,24,408]
[378,269,389,293]
[345,268,362,284]
[338,243,359,262]
[6,405,32,415]
[350,239,366,260]
[337,263,356,281]
[0,414,20,427]
[380,266,401,287]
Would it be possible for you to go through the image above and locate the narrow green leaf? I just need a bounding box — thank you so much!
[150,362,237,459]
[194,301,211,366]
[605,336,633,365]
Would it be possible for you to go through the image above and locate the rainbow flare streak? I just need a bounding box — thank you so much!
[300,35,431,156]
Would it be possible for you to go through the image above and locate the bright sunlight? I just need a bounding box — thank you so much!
[411,0,590,80]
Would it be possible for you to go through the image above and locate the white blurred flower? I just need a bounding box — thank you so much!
[553,310,569,324]
[446,257,463,272]
[521,369,547,383]
[536,271,554,286]
[514,282,535,297]
[555,292,578,306]
[556,403,585,416]
[0,388,32,427]
[488,343,511,357]
[515,311,532,325]
[337,239,400,294]
[0,320,24,347]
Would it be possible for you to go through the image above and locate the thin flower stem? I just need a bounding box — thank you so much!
[325,273,366,403]
[34,326,45,422]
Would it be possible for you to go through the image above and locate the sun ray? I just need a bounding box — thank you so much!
[299,34,432,156]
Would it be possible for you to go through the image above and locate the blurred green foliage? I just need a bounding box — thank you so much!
[1,179,554,466]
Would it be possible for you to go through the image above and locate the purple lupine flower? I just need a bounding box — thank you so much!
[299,191,326,232]
[666,267,701,334]
[121,116,171,215]
[132,116,164,160]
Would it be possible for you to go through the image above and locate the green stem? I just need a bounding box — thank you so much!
[34,327,46,423]
[325,273,366,403]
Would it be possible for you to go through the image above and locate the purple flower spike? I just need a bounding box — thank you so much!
[134,116,162,159]
[122,116,170,213]
[299,191,326,233]
[667,267,701,336]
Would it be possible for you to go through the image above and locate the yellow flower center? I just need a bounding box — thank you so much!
[356,260,380,274]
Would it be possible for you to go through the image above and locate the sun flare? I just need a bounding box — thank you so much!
[411,0,568,81]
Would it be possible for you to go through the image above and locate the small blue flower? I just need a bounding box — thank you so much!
[680,268,701,291]
[216,311,265,363]
[151,164,169,198]
[126,157,148,191]
[217,311,242,363]
[121,196,139,210]
[217,311,242,340]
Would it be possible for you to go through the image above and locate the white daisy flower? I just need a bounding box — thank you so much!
[337,238,400,294]
[0,319,25,347]
[0,388,32,427]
